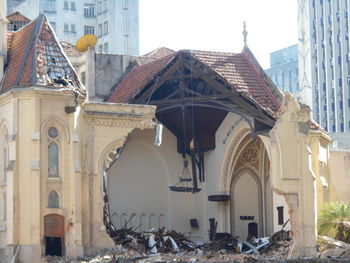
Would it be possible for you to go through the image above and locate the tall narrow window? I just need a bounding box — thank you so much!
[277,206,284,225]
[48,142,59,177]
[48,127,59,177]
[103,21,108,35]
[103,0,108,12]
[48,191,59,208]
[3,146,7,182]
[98,23,103,37]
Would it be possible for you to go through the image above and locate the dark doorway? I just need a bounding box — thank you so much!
[45,237,62,256]
[248,222,258,238]
[44,214,64,256]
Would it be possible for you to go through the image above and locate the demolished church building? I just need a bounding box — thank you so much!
[0,9,347,263]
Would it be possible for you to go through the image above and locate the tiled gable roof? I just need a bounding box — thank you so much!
[143,47,175,59]
[109,52,177,103]
[189,50,280,112]
[1,15,83,93]
[109,48,281,113]
[60,41,83,57]
[7,11,31,23]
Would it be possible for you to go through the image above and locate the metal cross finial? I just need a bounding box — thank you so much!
[242,21,248,47]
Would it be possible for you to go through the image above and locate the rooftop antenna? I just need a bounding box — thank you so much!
[76,34,97,52]
[242,21,248,48]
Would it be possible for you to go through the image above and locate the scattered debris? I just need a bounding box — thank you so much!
[317,235,350,258]
[109,225,198,253]
[41,222,350,263]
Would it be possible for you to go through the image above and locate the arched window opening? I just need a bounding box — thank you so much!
[48,191,59,208]
[48,142,59,177]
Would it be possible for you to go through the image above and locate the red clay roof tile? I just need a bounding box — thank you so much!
[109,52,177,103]
[7,12,31,23]
[1,15,83,93]
[109,48,281,113]
[143,47,175,59]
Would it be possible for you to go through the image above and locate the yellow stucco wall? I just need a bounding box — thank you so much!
[0,88,155,262]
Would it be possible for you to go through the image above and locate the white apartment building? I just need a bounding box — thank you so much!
[7,0,139,55]
[298,0,350,133]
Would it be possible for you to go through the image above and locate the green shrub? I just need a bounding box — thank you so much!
[318,202,350,243]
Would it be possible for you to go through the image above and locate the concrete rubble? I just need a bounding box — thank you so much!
[41,228,350,263]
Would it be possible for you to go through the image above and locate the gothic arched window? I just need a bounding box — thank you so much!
[48,190,59,208]
[48,127,59,177]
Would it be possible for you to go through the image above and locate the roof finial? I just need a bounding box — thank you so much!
[242,21,248,48]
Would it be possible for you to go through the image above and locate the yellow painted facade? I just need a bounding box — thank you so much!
[0,88,155,262]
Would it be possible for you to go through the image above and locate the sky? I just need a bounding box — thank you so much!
[139,0,298,69]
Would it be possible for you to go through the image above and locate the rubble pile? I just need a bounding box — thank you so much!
[110,226,198,253]
[41,225,350,263]
[42,227,298,263]
[317,235,350,258]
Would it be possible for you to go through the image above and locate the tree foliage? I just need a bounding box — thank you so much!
[318,202,350,243]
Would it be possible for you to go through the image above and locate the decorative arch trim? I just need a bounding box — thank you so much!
[40,115,70,142]
[220,126,251,192]
[220,127,272,232]
[96,138,125,175]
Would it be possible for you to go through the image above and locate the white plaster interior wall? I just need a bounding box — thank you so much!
[233,172,259,240]
[108,127,198,235]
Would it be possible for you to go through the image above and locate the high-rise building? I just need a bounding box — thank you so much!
[7,0,139,55]
[265,44,300,98]
[298,0,350,133]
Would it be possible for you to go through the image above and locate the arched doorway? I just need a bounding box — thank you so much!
[44,214,64,256]
[227,136,268,239]
[231,170,261,240]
